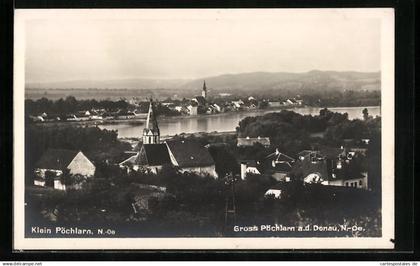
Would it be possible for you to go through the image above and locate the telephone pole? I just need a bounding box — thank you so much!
[223,172,237,235]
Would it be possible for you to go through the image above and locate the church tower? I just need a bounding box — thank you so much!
[142,99,160,144]
[201,80,207,99]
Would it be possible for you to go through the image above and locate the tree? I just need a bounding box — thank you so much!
[362,108,369,120]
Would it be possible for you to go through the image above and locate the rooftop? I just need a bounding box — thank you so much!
[166,139,215,168]
[35,149,81,170]
[136,144,172,166]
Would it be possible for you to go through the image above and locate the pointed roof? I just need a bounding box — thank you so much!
[144,99,159,134]
[35,149,80,170]
[265,149,295,163]
[203,80,207,91]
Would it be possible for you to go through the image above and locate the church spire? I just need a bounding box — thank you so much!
[143,98,160,144]
[202,80,207,98]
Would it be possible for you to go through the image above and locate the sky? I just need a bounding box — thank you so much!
[23,9,382,83]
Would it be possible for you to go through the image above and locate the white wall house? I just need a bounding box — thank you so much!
[34,149,95,191]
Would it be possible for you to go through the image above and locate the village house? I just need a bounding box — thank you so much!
[264,188,282,199]
[211,103,223,113]
[34,149,96,190]
[65,114,79,121]
[297,147,369,190]
[206,105,216,114]
[187,104,198,116]
[231,100,244,110]
[237,136,271,148]
[264,183,294,199]
[268,101,281,107]
[239,149,295,181]
[262,149,295,181]
[284,98,298,106]
[174,105,186,114]
[115,111,136,120]
[321,172,368,189]
[29,115,45,122]
[89,110,103,120]
[295,99,304,105]
[240,160,261,179]
[76,111,90,121]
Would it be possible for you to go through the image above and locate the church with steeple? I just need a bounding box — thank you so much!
[118,97,218,178]
[201,80,207,99]
[192,80,208,109]
[142,99,160,144]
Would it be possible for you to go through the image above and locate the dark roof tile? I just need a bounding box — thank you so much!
[136,144,171,166]
[166,139,215,168]
[35,149,80,170]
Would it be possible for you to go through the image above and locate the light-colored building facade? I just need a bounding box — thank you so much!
[34,149,95,190]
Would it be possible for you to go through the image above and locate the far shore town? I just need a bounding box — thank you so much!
[27,81,306,124]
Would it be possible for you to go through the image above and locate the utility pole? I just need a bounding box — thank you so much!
[223,172,237,235]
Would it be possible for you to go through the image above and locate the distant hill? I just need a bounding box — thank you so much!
[180,70,380,93]
[26,70,380,93]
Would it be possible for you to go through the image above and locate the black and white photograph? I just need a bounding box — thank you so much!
[13,8,395,250]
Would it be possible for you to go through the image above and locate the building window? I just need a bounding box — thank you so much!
[359,180,362,186]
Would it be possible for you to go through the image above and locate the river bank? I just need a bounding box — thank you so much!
[98,105,381,139]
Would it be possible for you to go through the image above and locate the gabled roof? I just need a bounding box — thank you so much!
[135,144,171,166]
[265,150,295,163]
[35,149,80,170]
[262,161,292,175]
[166,139,215,168]
[119,153,138,166]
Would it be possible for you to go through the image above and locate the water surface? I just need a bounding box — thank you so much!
[99,106,381,138]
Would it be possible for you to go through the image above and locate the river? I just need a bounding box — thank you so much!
[98,106,381,138]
